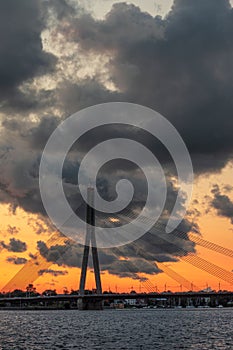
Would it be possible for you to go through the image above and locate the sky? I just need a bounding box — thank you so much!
[0,0,233,294]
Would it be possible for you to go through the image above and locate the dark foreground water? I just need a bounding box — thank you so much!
[0,309,232,350]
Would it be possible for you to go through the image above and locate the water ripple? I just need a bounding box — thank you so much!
[0,309,232,350]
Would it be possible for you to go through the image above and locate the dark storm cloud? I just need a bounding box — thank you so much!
[100,258,159,281]
[35,209,195,281]
[0,238,27,252]
[26,116,60,150]
[211,185,233,223]
[0,0,61,206]
[45,0,75,20]
[58,79,122,115]
[37,240,84,267]
[38,269,68,277]
[0,0,56,107]
[65,0,233,173]
[65,3,164,52]
[1,0,231,280]
[1,88,56,114]
[29,253,37,260]
[6,256,27,265]
[27,218,49,235]
[0,115,61,216]
[0,141,45,215]
[1,0,233,215]
[36,239,160,280]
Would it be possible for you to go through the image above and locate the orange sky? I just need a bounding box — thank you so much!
[0,163,232,294]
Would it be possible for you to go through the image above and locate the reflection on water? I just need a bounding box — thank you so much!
[0,309,232,350]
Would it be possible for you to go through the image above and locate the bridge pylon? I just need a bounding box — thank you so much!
[78,188,102,309]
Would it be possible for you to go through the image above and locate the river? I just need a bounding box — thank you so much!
[0,308,232,349]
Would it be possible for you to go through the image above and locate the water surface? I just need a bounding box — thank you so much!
[0,309,232,349]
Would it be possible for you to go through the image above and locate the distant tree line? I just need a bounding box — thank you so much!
[0,284,105,298]
[0,284,57,298]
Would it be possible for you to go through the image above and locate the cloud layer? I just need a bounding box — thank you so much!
[0,238,27,253]
[1,0,233,280]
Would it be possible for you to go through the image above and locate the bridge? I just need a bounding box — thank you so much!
[1,291,233,310]
[1,188,233,309]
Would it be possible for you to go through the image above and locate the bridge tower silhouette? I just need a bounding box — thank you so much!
[78,187,103,309]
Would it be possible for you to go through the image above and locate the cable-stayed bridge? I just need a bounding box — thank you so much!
[2,194,233,307]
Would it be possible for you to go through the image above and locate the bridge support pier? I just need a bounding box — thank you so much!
[77,298,103,310]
